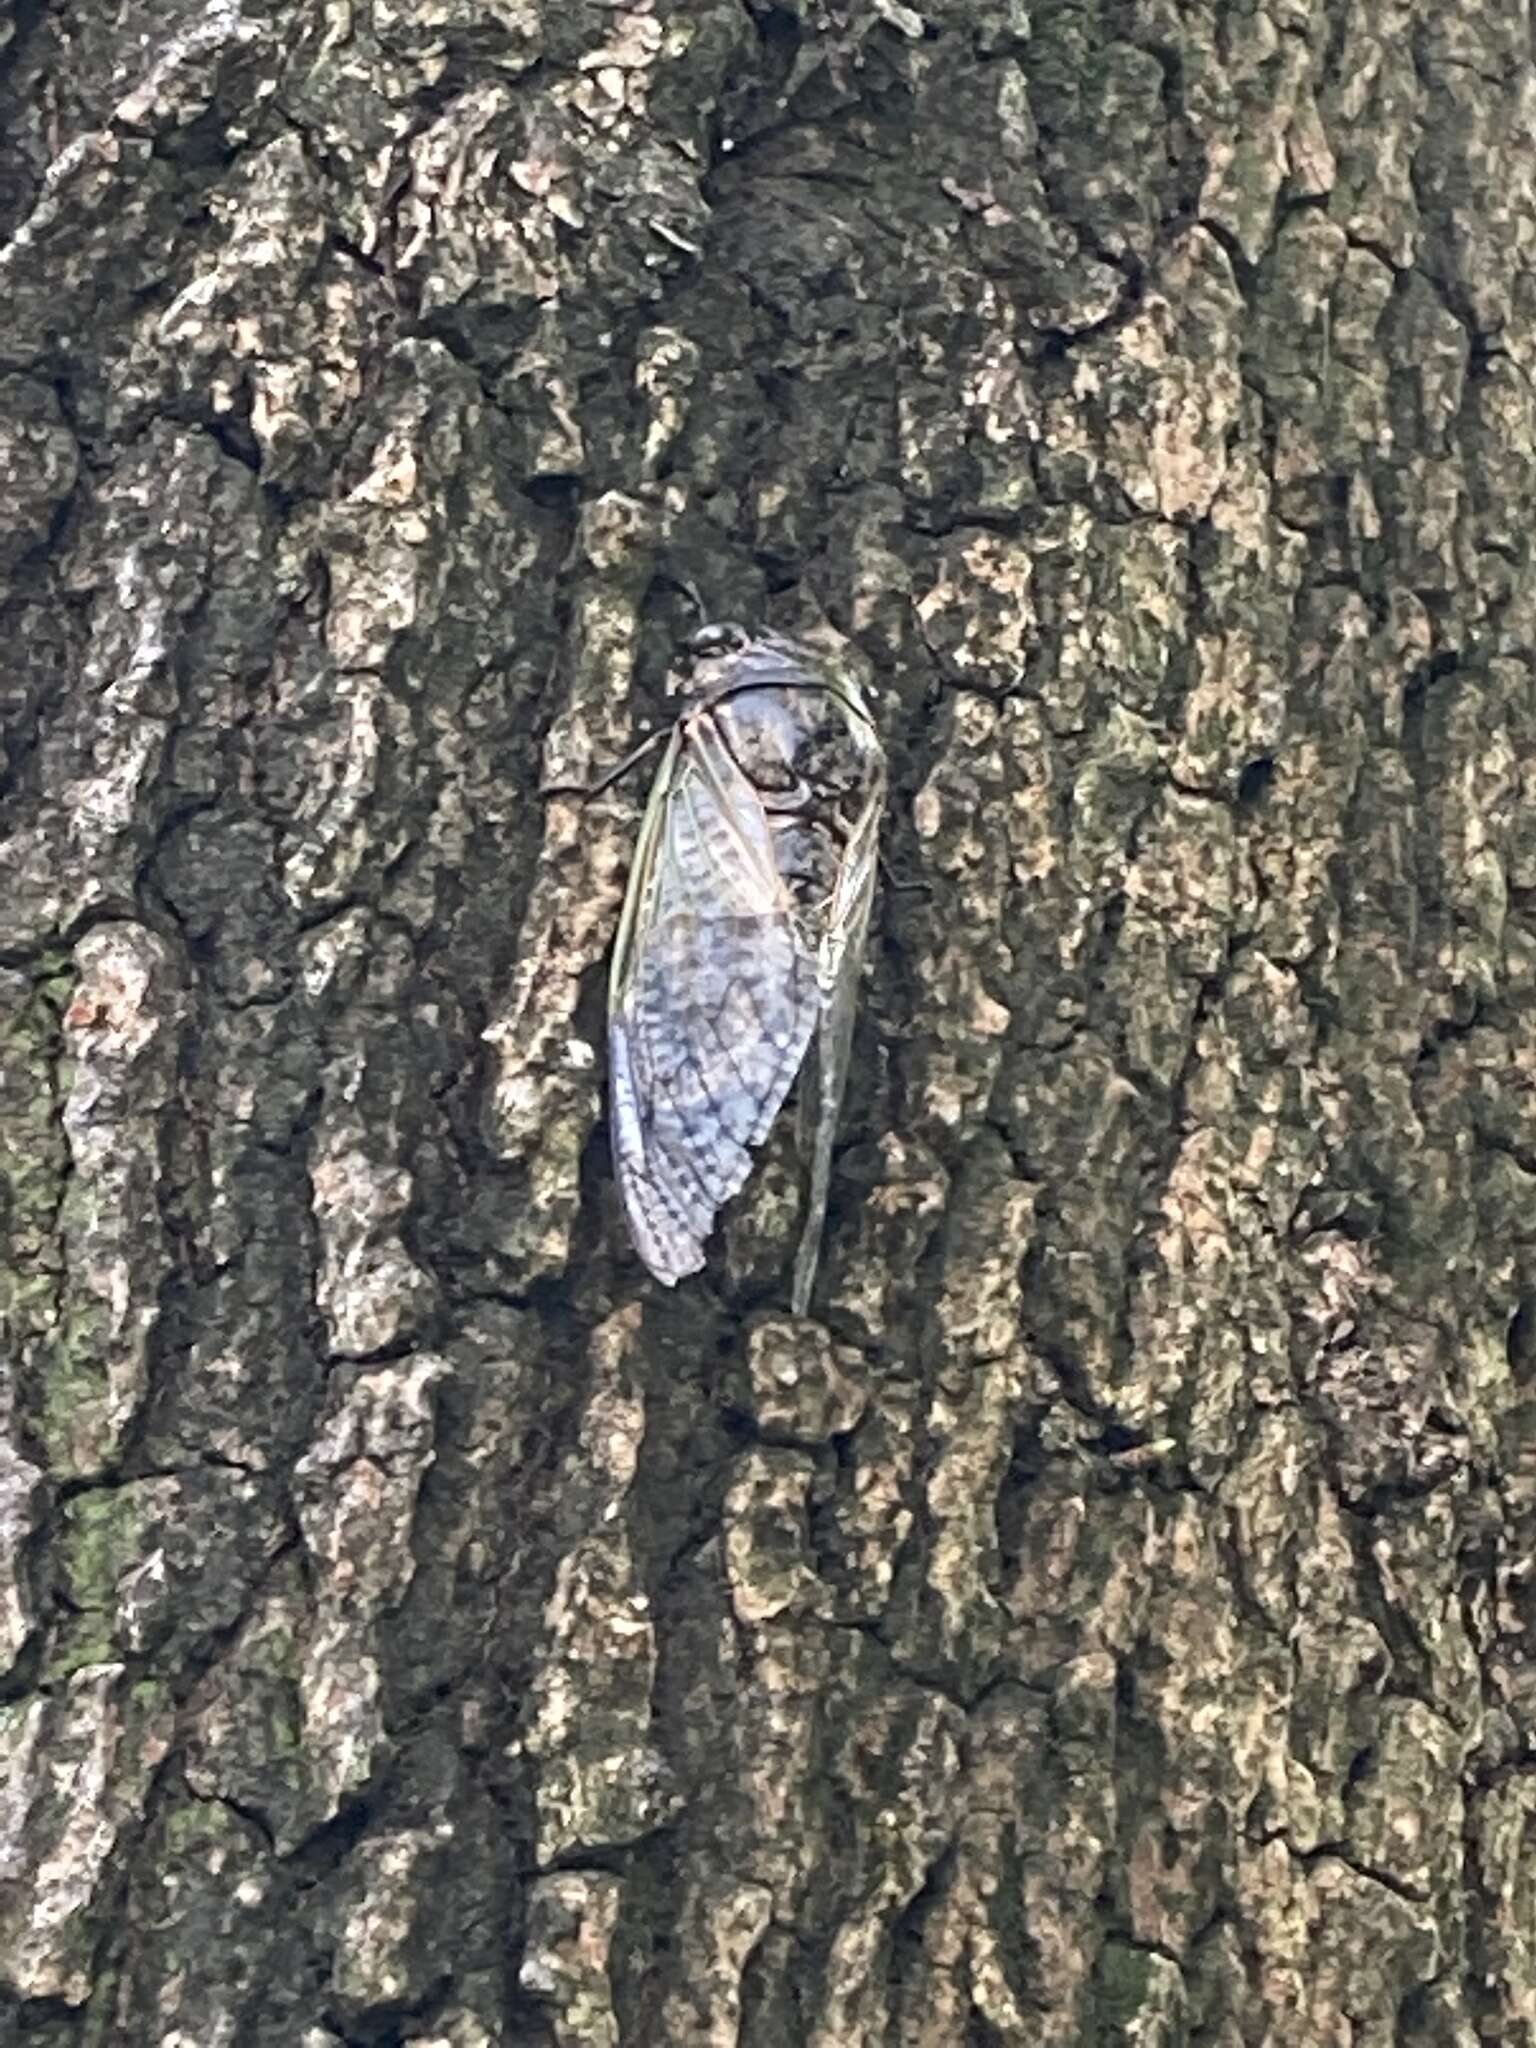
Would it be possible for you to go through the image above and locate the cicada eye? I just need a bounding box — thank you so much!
[685,621,751,660]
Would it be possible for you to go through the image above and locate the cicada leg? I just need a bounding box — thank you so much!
[540,726,670,800]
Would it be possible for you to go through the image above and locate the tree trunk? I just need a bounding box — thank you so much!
[2,1,1533,2042]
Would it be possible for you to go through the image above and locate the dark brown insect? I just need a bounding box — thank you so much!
[559,625,886,1309]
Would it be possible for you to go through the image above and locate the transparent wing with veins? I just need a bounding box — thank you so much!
[608,707,822,1289]
[793,740,884,1312]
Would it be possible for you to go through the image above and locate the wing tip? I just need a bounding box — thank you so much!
[621,1192,708,1290]
[639,1247,703,1289]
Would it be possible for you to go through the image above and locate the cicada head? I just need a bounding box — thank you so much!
[662,620,749,704]
[683,620,752,662]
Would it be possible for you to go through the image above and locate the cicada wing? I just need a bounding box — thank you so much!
[609,713,821,1288]
[791,742,886,1314]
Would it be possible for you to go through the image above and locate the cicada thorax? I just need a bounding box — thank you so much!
[708,682,882,929]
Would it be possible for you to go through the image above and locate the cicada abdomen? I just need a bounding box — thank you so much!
[606,625,885,1310]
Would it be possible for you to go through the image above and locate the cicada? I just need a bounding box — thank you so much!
[559,624,886,1311]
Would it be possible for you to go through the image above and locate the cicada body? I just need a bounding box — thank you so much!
[606,625,885,1311]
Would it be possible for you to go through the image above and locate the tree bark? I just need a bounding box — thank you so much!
[2,0,1533,2042]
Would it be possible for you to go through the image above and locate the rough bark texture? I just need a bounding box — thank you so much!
[1,0,1534,2042]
